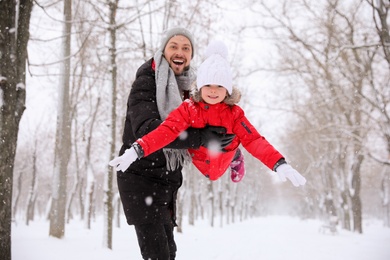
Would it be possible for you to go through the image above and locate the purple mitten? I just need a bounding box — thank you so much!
[230,149,245,182]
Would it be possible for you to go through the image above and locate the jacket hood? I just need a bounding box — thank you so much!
[191,85,241,106]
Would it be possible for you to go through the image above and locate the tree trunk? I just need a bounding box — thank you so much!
[66,121,81,223]
[218,179,224,227]
[0,1,33,259]
[26,141,38,225]
[84,96,100,228]
[12,171,23,221]
[103,0,119,249]
[381,168,390,227]
[66,174,79,223]
[49,0,72,239]
[207,180,214,227]
[231,184,237,224]
[115,195,121,228]
[351,154,364,233]
[78,176,85,220]
[176,168,187,233]
[340,190,351,231]
[225,180,230,225]
[84,165,95,230]
[188,166,196,225]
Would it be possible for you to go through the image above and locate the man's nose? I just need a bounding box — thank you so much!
[175,48,184,56]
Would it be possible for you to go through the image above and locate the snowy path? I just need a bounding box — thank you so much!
[12,216,390,260]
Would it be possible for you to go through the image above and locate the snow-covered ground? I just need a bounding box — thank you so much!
[12,216,390,260]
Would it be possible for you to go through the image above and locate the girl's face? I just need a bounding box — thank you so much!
[163,35,192,75]
[200,85,227,104]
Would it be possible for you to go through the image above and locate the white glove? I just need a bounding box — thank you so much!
[276,164,306,187]
[109,147,138,172]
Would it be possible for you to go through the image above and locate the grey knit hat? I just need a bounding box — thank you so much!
[159,27,195,58]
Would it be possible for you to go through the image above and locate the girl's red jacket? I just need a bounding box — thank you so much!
[136,98,283,181]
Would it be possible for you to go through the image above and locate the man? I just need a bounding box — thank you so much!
[115,27,234,260]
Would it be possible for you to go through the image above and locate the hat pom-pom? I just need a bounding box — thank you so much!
[204,40,228,59]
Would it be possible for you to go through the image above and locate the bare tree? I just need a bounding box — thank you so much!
[103,0,119,249]
[49,0,72,239]
[187,165,198,226]
[83,98,101,229]
[12,170,23,220]
[366,0,390,227]
[65,3,98,223]
[26,138,38,225]
[242,0,387,233]
[207,180,215,227]
[0,1,33,259]
[367,0,390,67]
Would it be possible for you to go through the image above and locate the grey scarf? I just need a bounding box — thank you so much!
[154,50,193,170]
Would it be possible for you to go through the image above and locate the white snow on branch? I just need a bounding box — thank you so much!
[16,83,25,90]
[0,88,3,108]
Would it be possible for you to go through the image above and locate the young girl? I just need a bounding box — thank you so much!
[110,40,306,187]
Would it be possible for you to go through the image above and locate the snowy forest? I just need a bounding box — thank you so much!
[1,0,389,259]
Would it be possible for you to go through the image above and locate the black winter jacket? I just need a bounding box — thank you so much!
[117,58,202,225]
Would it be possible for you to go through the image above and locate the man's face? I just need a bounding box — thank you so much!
[163,35,192,75]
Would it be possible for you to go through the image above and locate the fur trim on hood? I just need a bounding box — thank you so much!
[191,86,241,106]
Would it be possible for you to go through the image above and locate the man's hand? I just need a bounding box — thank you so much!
[200,126,235,152]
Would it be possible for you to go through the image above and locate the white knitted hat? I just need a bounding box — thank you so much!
[196,40,232,94]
